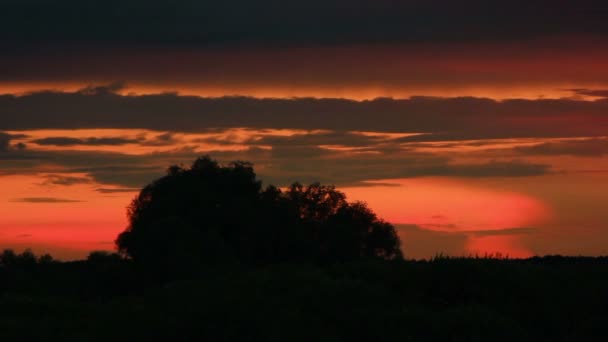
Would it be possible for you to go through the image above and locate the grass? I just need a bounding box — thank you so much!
[1,255,608,341]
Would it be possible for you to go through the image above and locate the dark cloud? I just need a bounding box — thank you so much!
[0,132,9,151]
[41,175,92,186]
[155,132,175,142]
[241,149,550,186]
[77,82,127,95]
[0,148,176,188]
[514,138,608,157]
[141,132,178,146]
[0,132,27,152]
[83,166,166,188]
[2,1,608,47]
[32,136,142,146]
[11,197,83,203]
[0,138,551,189]
[95,188,140,194]
[2,91,608,139]
[569,89,608,99]
[2,40,607,96]
[0,105,560,190]
[423,160,550,178]
[244,131,385,148]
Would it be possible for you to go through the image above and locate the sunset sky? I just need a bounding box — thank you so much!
[1,0,608,259]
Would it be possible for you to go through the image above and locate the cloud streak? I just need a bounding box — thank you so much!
[32,136,142,146]
[0,136,552,189]
[2,91,608,139]
[11,197,83,203]
[570,89,608,99]
[41,175,92,186]
[514,138,608,157]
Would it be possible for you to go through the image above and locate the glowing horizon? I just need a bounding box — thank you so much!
[2,6,608,259]
[1,125,606,259]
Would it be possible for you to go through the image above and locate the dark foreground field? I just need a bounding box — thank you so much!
[1,255,608,341]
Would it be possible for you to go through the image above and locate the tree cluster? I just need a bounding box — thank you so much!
[116,156,401,270]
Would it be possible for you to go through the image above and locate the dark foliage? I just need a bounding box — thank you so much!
[115,156,401,272]
[2,250,608,341]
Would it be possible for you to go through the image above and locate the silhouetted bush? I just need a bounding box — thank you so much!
[116,156,402,271]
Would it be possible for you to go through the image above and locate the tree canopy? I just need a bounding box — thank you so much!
[116,156,401,269]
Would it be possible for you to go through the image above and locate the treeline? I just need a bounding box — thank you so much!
[2,249,608,341]
[0,249,138,298]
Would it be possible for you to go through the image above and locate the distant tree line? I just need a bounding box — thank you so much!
[0,248,54,267]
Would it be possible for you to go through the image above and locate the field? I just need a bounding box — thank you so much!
[1,255,607,341]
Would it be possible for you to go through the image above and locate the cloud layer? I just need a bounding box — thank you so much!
[3,1,608,46]
[2,89,608,138]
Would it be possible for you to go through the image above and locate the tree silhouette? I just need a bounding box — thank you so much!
[0,249,37,268]
[116,156,402,269]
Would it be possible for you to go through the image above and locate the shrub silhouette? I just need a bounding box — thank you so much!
[116,156,402,268]
[0,248,38,268]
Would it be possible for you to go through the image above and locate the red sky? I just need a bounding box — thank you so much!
[3,37,608,100]
[1,125,607,259]
[2,2,608,259]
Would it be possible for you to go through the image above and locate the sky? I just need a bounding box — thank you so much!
[1,0,608,259]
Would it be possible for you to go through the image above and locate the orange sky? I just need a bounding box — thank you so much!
[2,169,606,260]
[6,1,608,264]
[0,172,548,259]
[1,126,607,259]
[2,35,608,259]
[0,174,134,259]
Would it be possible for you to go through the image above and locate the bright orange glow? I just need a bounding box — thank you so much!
[343,178,551,230]
[0,174,135,259]
[342,178,551,258]
[2,128,606,259]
